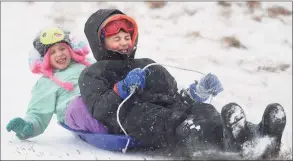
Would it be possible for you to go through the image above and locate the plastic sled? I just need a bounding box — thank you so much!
[59,123,146,152]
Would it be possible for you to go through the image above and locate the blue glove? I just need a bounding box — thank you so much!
[189,73,224,102]
[114,68,146,99]
[6,117,33,140]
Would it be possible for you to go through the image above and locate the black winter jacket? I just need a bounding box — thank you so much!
[79,9,197,147]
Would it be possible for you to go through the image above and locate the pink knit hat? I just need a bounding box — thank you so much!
[28,27,91,91]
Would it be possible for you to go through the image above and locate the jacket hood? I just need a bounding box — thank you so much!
[84,9,139,61]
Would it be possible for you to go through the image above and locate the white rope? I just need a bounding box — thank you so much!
[116,63,208,153]
[142,63,206,75]
[116,86,137,153]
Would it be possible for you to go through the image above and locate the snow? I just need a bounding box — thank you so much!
[242,136,275,159]
[195,125,201,131]
[1,2,292,160]
[270,104,286,122]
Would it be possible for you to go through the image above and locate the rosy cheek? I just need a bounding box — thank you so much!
[49,56,54,64]
[109,43,120,50]
[128,42,133,49]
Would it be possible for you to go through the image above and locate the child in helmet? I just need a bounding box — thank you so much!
[6,27,108,140]
[80,9,287,159]
[80,9,224,151]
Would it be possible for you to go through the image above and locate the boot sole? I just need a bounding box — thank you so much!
[221,103,247,140]
[261,103,286,137]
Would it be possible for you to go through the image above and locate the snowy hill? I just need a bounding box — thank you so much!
[1,2,292,160]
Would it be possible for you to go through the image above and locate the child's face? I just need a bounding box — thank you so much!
[104,30,132,54]
[49,43,71,70]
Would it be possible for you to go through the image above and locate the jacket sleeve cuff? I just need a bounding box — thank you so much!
[23,116,40,138]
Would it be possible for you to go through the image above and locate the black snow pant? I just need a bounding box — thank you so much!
[122,101,224,150]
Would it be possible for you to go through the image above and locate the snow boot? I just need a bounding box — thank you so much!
[258,103,286,158]
[221,103,250,153]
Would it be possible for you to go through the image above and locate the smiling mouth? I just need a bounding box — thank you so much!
[56,57,67,64]
[118,49,128,53]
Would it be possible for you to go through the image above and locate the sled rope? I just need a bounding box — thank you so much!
[117,63,209,153]
[143,63,206,75]
[116,86,136,153]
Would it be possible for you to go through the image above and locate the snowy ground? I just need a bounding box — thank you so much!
[1,2,292,160]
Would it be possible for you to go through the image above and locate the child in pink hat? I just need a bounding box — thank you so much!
[6,27,108,140]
